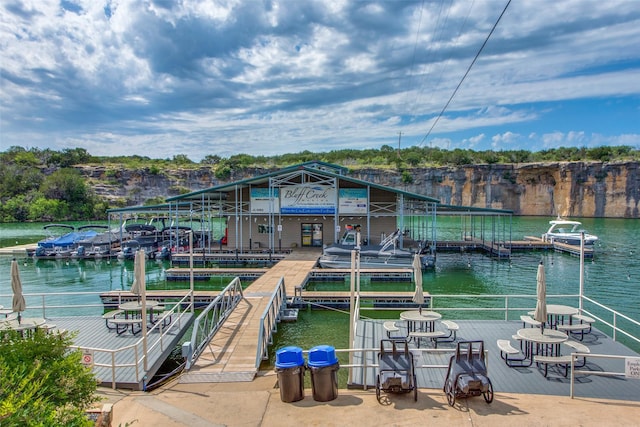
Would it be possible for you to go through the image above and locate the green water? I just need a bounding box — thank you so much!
[1,217,639,361]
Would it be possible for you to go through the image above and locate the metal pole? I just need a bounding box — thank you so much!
[189,231,194,313]
[579,231,584,312]
[348,249,356,384]
[141,249,148,371]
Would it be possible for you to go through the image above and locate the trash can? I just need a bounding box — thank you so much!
[307,345,339,402]
[275,346,305,402]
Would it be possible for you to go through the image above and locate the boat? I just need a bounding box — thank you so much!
[319,228,435,269]
[542,218,599,246]
[71,225,122,259]
[116,224,160,260]
[34,224,99,259]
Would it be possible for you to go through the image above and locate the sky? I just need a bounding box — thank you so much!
[1,0,639,162]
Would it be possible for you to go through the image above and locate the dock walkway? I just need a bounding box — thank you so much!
[180,249,321,383]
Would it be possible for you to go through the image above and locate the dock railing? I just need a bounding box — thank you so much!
[183,277,244,370]
[256,276,287,367]
[569,352,640,399]
[67,291,194,389]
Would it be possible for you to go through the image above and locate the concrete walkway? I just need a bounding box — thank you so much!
[100,371,640,426]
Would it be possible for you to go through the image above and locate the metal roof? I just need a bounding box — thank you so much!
[113,162,512,216]
[435,203,513,215]
[107,202,196,215]
[166,162,441,204]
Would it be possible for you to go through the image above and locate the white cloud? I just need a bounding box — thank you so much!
[1,0,639,160]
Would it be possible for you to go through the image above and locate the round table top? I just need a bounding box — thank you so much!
[400,310,442,321]
[119,300,161,310]
[546,304,579,316]
[517,327,568,344]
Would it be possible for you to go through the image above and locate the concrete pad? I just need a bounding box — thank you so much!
[102,371,640,427]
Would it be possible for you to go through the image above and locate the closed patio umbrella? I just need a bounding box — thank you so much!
[412,254,425,314]
[11,259,26,323]
[130,249,145,302]
[533,261,547,331]
[131,249,148,368]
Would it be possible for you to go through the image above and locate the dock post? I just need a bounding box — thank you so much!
[182,342,194,369]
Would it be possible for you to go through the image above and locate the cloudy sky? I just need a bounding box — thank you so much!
[1,0,639,161]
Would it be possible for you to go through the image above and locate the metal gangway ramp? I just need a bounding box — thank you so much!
[180,250,320,383]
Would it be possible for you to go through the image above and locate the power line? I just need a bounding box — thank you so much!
[418,0,512,147]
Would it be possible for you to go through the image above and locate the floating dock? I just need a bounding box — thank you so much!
[164,265,414,282]
[523,236,594,258]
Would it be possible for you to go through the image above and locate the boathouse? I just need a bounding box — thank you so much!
[107,161,515,258]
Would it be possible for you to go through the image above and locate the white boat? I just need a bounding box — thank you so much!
[542,218,598,246]
[319,228,434,269]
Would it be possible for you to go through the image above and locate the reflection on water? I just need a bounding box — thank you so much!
[1,217,639,354]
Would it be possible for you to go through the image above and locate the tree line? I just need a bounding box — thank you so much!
[1,145,638,222]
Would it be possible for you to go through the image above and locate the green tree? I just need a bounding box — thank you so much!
[28,197,66,221]
[172,154,193,165]
[0,330,99,426]
[201,154,222,165]
[0,195,30,222]
[39,169,96,220]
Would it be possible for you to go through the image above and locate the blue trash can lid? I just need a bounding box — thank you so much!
[275,346,305,368]
[307,345,338,367]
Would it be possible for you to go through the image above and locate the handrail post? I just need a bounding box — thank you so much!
[570,358,575,398]
[111,353,116,389]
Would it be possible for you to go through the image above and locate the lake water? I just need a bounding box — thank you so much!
[1,217,639,361]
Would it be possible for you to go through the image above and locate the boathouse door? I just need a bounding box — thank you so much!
[301,223,323,247]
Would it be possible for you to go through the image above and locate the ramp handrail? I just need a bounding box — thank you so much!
[256,277,287,368]
[184,277,244,369]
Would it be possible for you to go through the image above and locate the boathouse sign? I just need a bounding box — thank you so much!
[250,188,280,214]
[281,184,335,214]
[251,185,368,215]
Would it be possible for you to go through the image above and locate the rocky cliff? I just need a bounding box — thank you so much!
[77,161,640,218]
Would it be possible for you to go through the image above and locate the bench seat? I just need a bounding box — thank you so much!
[563,340,590,366]
[534,354,575,377]
[437,320,459,343]
[571,314,595,333]
[557,323,590,340]
[383,321,403,339]
[102,310,125,329]
[109,318,143,335]
[520,315,542,328]
[497,339,528,367]
[497,339,519,355]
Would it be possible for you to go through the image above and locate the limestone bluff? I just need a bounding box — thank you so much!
[76,161,639,218]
